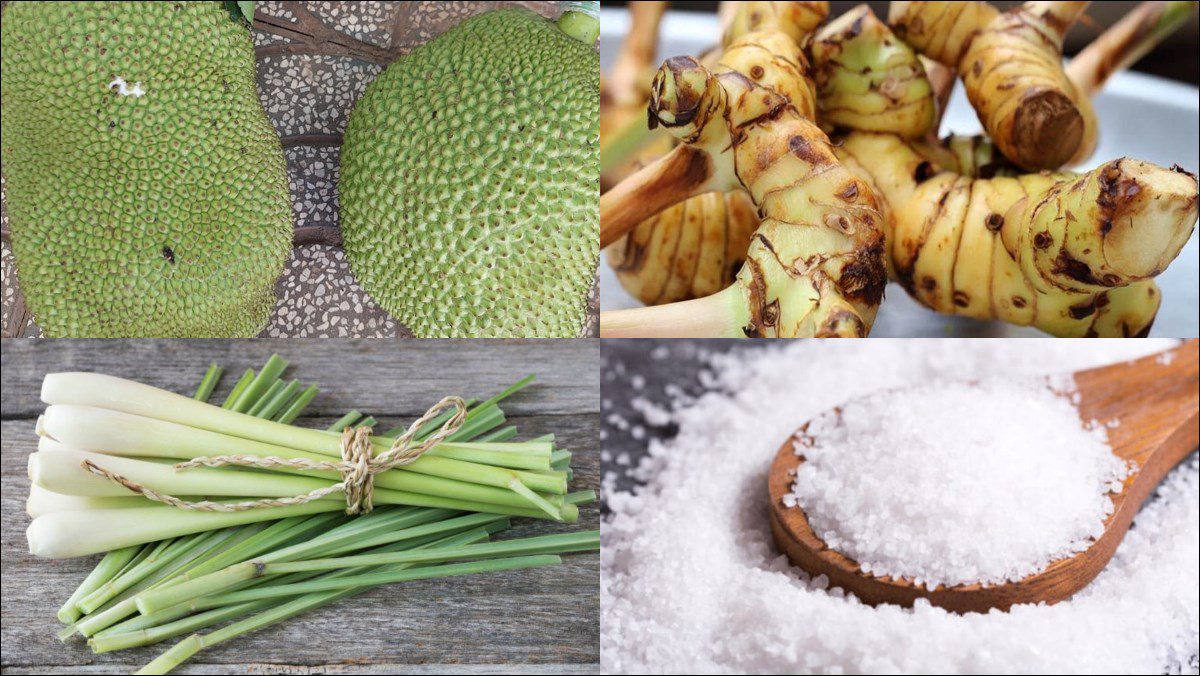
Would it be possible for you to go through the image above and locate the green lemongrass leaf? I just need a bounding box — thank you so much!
[192,364,223,403]
[565,489,597,505]
[56,546,139,624]
[140,530,595,614]
[385,397,480,439]
[507,478,562,520]
[133,509,502,613]
[133,527,516,674]
[475,426,519,442]
[197,554,564,605]
[325,410,361,433]
[274,385,319,425]
[73,525,259,637]
[220,369,254,409]
[77,538,175,614]
[92,526,493,652]
[245,380,284,417]
[260,380,303,422]
[230,355,288,413]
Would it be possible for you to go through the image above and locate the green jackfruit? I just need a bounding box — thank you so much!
[1,1,291,337]
[339,8,599,338]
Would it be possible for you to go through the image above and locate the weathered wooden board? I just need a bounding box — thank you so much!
[1,339,599,673]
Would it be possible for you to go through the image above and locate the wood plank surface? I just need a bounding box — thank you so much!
[1,339,599,673]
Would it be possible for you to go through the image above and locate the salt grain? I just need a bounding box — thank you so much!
[601,340,1196,673]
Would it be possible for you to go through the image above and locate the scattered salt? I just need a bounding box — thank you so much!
[601,340,1196,673]
[630,396,672,427]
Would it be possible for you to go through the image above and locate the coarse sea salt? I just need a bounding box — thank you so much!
[786,378,1130,588]
[601,340,1198,674]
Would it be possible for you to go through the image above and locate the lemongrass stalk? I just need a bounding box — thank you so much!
[425,441,553,470]
[28,485,151,517]
[136,529,596,614]
[192,365,222,403]
[386,397,481,439]
[565,489,597,505]
[440,406,506,443]
[507,480,563,519]
[134,533,534,675]
[27,500,338,559]
[409,374,534,444]
[274,385,319,425]
[93,525,501,651]
[326,411,361,433]
[476,426,519,442]
[55,546,139,624]
[344,512,516,553]
[76,367,556,629]
[134,510,500,613]
[136,555,562,675]
[220,370,254,409]
[104,518,514,640]
[41,373,538,469]
[261,531,597,576]
[551,450,572,467]
[35,442,566,513]
[203,554,566,604]
[96,550,454,645]
[71,516,338,637]
[76,526,240,616]
[31,444,331,499]
[38,404,567,495]
[245,381,286,417]
[76,538,173,613]
[230,355,288,413]
[261,381,304,424]
[171,514,347,581]
[69,521,279,637]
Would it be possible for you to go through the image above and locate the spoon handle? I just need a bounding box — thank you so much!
[1074,340,1197,466]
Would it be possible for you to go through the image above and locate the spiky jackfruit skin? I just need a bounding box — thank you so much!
[339,9,599,338]
[1,2,291,337]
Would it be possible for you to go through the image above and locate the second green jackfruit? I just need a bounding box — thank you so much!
[339,9,599,338]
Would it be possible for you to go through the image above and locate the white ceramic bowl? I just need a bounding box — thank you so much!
[600,8,1200,337]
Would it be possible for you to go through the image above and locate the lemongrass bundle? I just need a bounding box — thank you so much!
[31,355,596,675]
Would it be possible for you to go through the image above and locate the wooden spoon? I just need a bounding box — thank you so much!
[768,340,1199,613]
